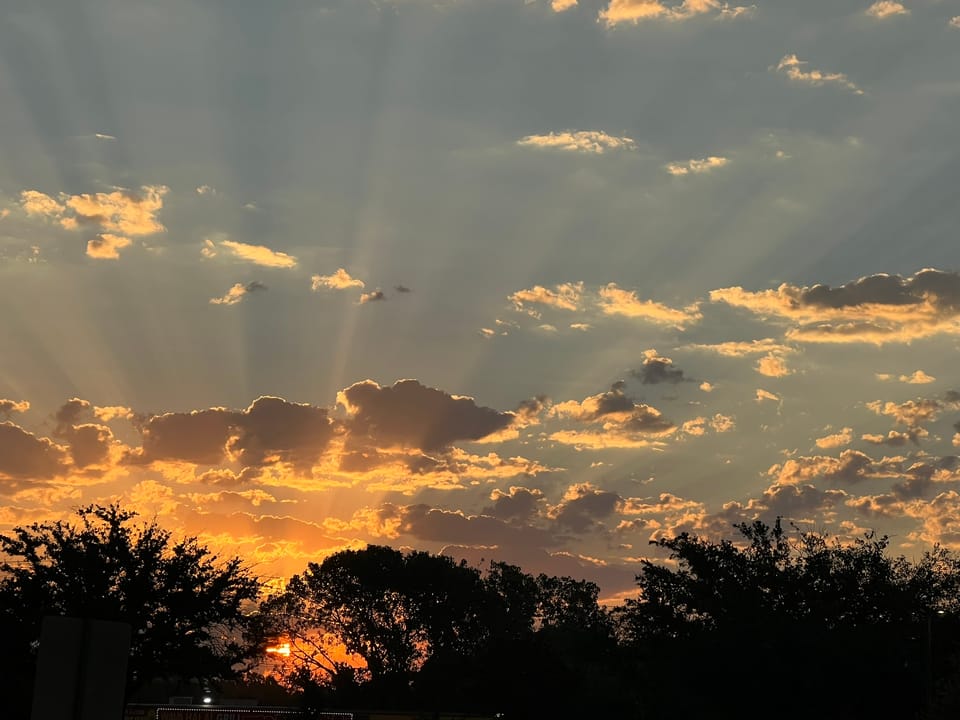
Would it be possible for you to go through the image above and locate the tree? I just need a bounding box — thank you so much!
[0,504,262,711]
[613,518,960,720]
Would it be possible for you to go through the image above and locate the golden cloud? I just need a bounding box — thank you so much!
[866,1,908,18]
[516,130,635,153]
[774,54,863,95]
[311,268,365,291]
[218,239,298,268]
[598,283,702,326]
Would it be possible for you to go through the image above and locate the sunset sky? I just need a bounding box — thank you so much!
[2,0,960,601]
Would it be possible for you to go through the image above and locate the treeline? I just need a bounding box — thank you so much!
[3,505,960,719]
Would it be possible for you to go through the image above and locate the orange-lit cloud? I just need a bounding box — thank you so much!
[218,239,298,268]
[599,0,754,26]
[551,0,577,11]
[510,282,584,312]
[0,400,30,418]
[756,353,791,377]
[665,156,729,176]
[210,281,267,306]
[866,1,908,18]
[598,283,702,326]
[516,130,635,153]
[774,55,863,95]
[815,427,853,449]
[710,270,960,344]
[312,268,365,291]
[86,234,133,260]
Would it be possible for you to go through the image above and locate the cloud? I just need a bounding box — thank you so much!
[86,234,133,260]
[135,396,335,468]
[0,422,67,482]
[196,185,217,195]
[517,130,635,154]
[756,388,780,403]
[210,281,267,306]
[630,349,687,384]
[951,16,960,29]
[217,239,297,268]
[710,269,960,344]
[756,353,791,378]
[900,370,936,384]
[394,285,411,293]
[312,268,365,291]
[510,282,584,313]
[769,449,905,486]
[483,486,546,521]
[20,190,64,217]
[549,383,676,448]
[665,156,729,176]
[866,396,955,428]
[866,1,908,18]
[0,400,29,418]
[599,0,754,26]
[774,55,863,95]
[598,283,702,327]
[862,430,921,447]
[360,290,386,304]
[700,382,714,392]
[815,427,853,449]
[550,482,622,533]
[687,338,794,357]
[338,379,516,452]
[551,0,577,11]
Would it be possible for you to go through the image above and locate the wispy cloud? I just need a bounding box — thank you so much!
[210,281,267,306]
[866,1,909,19]
[218,239,297,268]
[312,268,365,291]
[598,283,702,327]
[510,282,584,313]
[517,130,635,154]
[774,54,863,95]
[599,0,755,27]
[665,156,729,176]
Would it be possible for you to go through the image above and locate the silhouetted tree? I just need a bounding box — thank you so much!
[613,518,960,720]
[0,504,262,715]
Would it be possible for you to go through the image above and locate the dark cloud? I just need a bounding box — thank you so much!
[552,485,622,533]
[0,422,67,481]
[630,353,687,385]
[52,398,113,469]
[394,285,411,293]
[0,399,29,419]
[340,379,514,451]
[395,503,558,547]
[135,396,334,467]
[483,486,545,522]
[800,269,960,311]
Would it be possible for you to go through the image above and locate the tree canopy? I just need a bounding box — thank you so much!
[0,504,261,714]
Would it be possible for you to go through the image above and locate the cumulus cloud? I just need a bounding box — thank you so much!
[216,239,298,268]
[774,54,863,95]
[0,400,29,418]
[135,396,335,468]
[549,383,676,448]
[665,156,729,176]
[756,353,791,377]
[900,370,936,384]
[866,1,908,18]
[338,379,515,452]
[598,283,702,327]
[86,234,132,260]
[599,0,754,26]
[360,290,386,304]
[862,430,923,447]
[551,0,577,10]
[312,268,365,291]
[687,338,794,357]
[815,427,853,449]
[865,396,957,428]
[710,269,960,344]
[516,130,635,153]
[769,449,905,486]
[0,422,67,482]
[483,486,546,521]
[510,282,584,313]
[951,16,960,28]
[210,281,267,306]
[630,349,688,384]
[550,482,622,533]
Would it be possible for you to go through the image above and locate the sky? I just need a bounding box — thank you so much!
[2,0,960,601]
